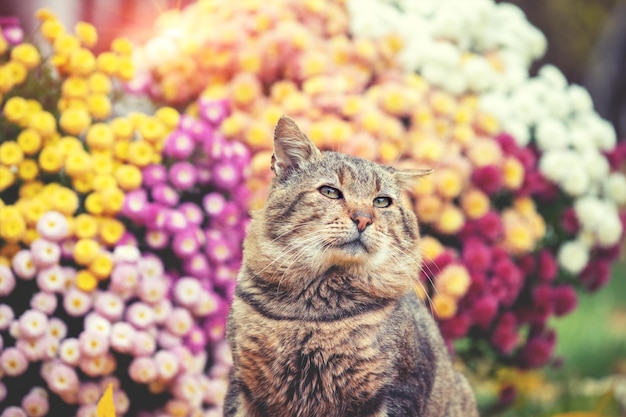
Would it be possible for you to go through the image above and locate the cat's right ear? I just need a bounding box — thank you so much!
[272,116,321,176]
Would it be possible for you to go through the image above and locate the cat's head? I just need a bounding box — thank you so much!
[244,116,430,298]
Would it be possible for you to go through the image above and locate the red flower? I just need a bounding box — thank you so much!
[537,250,558,282]
[471,295,499,329]
[519,330,556,368]
[553,285,578,316]
[560,208,579,235]
[580,259,612,292]
[475,211,504,242]
[491,312,518,355]
[461,237,493,274]
[439,313,471,340]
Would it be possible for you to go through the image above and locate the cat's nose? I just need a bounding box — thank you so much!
[351,211,372,232]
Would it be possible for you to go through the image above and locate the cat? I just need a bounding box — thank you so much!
[224,116,479,417]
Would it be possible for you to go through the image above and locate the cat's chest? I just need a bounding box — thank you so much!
[233,301,396,415]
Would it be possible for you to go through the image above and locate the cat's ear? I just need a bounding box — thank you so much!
[272,116,321,176]
[393,168,433,190]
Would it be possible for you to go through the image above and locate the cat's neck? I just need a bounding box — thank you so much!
[236,265,398,322]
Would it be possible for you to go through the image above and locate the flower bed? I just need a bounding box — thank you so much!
[0,0,625,415]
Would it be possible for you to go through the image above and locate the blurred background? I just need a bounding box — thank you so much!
[0,0,625,416]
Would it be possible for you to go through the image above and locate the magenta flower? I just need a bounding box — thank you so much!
[184,325,207,354]
[0,17,24,44]
[202,192,226,217]
[211,161,241,189]
[142,164,168,187]
[438,314,471,340]
[145,230,169,250]
[519,330,556,369]
[169,161,198,190]
[471,165,503,195]
[461,237,492,274]
[122,189,149,222]
[172,229,202,259]
[579,259,612,291]
[164,131,195,160]
[553,285,578,316]
[490,313,518,355]
[199,97,230,126]
[470,295,499,329]
[179,202,204,226]
[183,253,211,280]
[151,184,180,207]
[164,210,189,233]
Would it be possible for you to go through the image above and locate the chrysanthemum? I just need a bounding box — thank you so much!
[0,347,29,377]
[132,331,157,357]
[129,356,157,383]
[30,291,58,315]
[62,288,92,317]
[109,322,136,353]
[12,249,37,280]
[126,302,155,330]
[46,362,80,395]
[0,265,16,296]
[154,350,180,380]
[0,304,15,330]
[18,309,48,339]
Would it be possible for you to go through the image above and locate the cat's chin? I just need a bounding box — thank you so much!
[325,240,372,265]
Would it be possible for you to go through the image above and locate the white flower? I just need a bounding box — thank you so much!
[535,119,569,151]
[604,172,626,204]
[596,214,623,247]
[84,313,112,337]
[538,65,567,89]
[585,115,617,151]
[574,196,623,246]
[580,150,610,182]
[502,119,530,146]
[538,149,579,183]
[113,245,140,264]
[463,55,495,92]
[568,84,593,113]
[510,88,542,125]
[558,239,590,274]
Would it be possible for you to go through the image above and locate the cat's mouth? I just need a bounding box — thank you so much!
[336,238,369,254]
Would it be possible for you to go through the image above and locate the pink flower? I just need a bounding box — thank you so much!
[16,337,45,361]
[154,350,180,380]
[77,382,101,405]
[145,230,169,250]
[182,253,211,279]
[184,325,207,354]
[21,390,50,417]
[47,317,68,340]
[12,250,37,280]
[152,299,173,325]
[179,202,204,226]
[157,329,182,349]
[212,162,241,189]
[94,291,124,321]
[173,277,203,307]
[126,302,155,330]
[78,331,110,357]
[0,347,28,377]
[166,308,193,337]
[537,249,558,281]
[0,380,5,403]
[461,238,492,274]
[553,285,578,316]
[164,131,195,160]
[169,161,198,190]
[0,265,16,296]
[18,309,48,338]
[109,322,136,353]
[36,211,70,241]
[490,313,518,355]
[59,338,81,366]
[129,356,158,383]
[474,211,504,242]
[0,304,14,331]
[138,255,164,280]
[438,314,471,340]
[85,313,112,336]
[491,259,524,306]
[1,407,27,417]
[62,288,92,317]
[47,362,80,395]
[132,331,157,357]
[172,229,201,259]
[199,97,230,126]
[30,291,58,315]
[137,276,169,304]
[76,404,97,417]
[203,192,226,216]
[142,164,168,187]
[191,289,220,317]
[30,238,61,268]
[164,210,189,233]
[122,189,149,222]
[560,207,579,234]
[36,265,67,293]
[110,263,140,294]
[1,19,24,45]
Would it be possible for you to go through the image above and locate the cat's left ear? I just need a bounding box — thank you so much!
[393,168,433,190]
[272,116,321,176]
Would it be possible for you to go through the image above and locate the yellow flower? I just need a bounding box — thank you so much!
[18,159,39,181]
[96,52,119,75]
[111,37,133,56]
[116,57,135,81]
[51,187,79,215]
[114,164,142,191]
[435,168,463,199]
[0,66,14,93]
[85,193,104,215]
[73,238,100,265]
[16,129,43,155]
[436,264,471,298]
[420,235,445,262]
[11,43,41,69]
[68,48,97,76]
[38,146,63,173]
[127,141,154,167]
[5,61,28,85]
[460,188,490,220]
[99,218,125,246]
[436,204,465,234]
[0,141,24,166]
[59,107,92,135]
[86,94,112,120]
[74,214,99,239]
[113,141,129,161]
[75,22,98,48]
[0,206,26,242]
[28,111,57,136]
[503,157,525,190]
[100,187,125,214]
[110,117,134,140]
[92,174,117,192]
[40,16,65,42]
[137,117,166,143]
[20,198,48,226]
[414,194,443,224]
[23,227,40,245]
[92,153,114,175]
[19,181,44,198]
[378,142,400,165]
[88,72,112,95]
[72,173,94,194]
[504,221,534,255]
[64,150,92,177]
[155,107,180,130]
[86,123,115,150]
[89,253,113,280]
[57,136,84,158]
[75,269,98,292]
[3,96,28,125]
[431,293,458,320]
[53,33,81,58]
[0,31,7,55]
[62,76,89,98]
[0,166,15,191]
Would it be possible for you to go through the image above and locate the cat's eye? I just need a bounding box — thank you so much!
[373,196,392,208]
[319,186,342,199]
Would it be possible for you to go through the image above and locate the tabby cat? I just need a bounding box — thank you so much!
[224,116,479,417]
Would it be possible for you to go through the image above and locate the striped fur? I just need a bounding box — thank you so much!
[224,117,479,417]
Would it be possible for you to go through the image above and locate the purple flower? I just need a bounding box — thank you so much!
[164,131,195,160]
[182,253,211,280]
[0,265,16,296]
[519,330,556,369]
[179,202,204,226]
[172,229,202,259]
[212,161,241,189]
[152,184,180,207]
[164,210,189,233]
[169,161,198,191]
[1,17,24,45]
[198,97,230,126]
